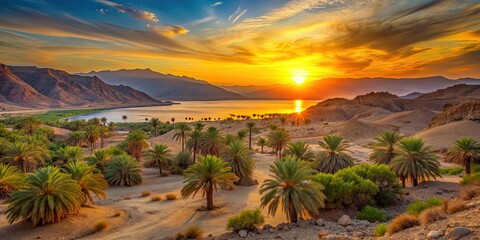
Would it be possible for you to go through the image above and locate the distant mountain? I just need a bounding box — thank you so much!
[416,84,480,100]
[223,76,480,100]
[82,69,244,101]
[401,92,424,99]
[0,64,165,109]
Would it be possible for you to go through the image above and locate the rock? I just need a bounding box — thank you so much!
[323,235,353,240]
[282,225,290,231]
[316,218,325,226]
[268,228,276,233]
[297,219,309,228]
[276,223,285,230]
[352,231,364,237]
[338,215,352,226]
[254,228,262,234]
[318,230,329,238]
[263,224,273,230]
[447,227,470,239]
[427,231,441,239]
[358,220,369,225]
[238,230,248,238]
[346,226,355,232]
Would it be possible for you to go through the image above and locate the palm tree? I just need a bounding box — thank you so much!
[2,142,43,173]
[0,164,26,199]
[125,129,149,161]
[224,134,236,145]
[390,137,441,187]
[100,117,108,126]
[146,144,172,176]
[260,156,326,223]
[85,149,113,173]
[89,117,101,126]
[279,116,287,128]
[63,162,108,205]
[267,129,290,157]
[173,151,193,169]
[173,122,192,152]
[19,116,41,134]
[193,122,205,131]
[199,127,224,156]
[98,126,109,148]
[315,135,354,173]
[66,131,86,147]
[236,129,248,141]
[5,166,84,226]
[84,125,99,154]
[108,122,116,132]
[62,146,83,163]
[284,141,315,161]
[186,129,202,163]
[181,155,238,210]
[245,122,259,150]
[369,131,403,165]
[104,155,143,186]
[221,140,255,185]
[445,137,480,175]
[122,115,128,123]
[171,117,176,124]
[257,137,267,153]
[149,118,161,136]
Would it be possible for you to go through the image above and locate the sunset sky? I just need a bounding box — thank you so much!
[0,0,479,85]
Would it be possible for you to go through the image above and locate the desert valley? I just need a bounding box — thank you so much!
[1,0,480,240]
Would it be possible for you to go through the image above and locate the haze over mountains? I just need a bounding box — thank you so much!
[82,69,244,101]
[0,64,165,109]
[223,77,480,100]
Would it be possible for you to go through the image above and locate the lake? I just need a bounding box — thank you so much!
[68,100,320,122]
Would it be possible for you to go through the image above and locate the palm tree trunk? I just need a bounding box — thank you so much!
[261,146,264,154]
[90,143,94,154]
[158,164,163,176]
[466,157,471,175]
[401,176,406,188]
[248,130,252,150]
[100,134,104,148]
[21,160,27,173]
[288,202,298,223]
[413,177,418,186]
[193,143,197,163]
[206,182,214,210]
[181,135,185,152]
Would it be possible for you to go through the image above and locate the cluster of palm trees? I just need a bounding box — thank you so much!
[66,117,113,154]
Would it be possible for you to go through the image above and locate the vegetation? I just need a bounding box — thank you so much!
[227,209,265,232]
[199,127,224,156]
[315,135,353,173]
[284,141,315,161]
[186,129,202,163]
[84,125,99,154]
[149,117,161,136]
[439,166,464,175]
[0,164,26,199]
[176,225,203,240]
[221,140,255,185]
[406,197,442,215]
[181,155,238,210]
[151,195,163,201]
[165,193,177,200]
[460,173,480,186]
[104,155,142,186]
[141,190,151,197]
[390,137,441,187]
[260,156,325,223]
[63,162,108,205]
[33,109,105,122]
[374,223,388,237]
[93,219,109,232]
[173,151,193,169]
[2,141,44,173]
[245,122,259,150]
[369,131,403,164]
[357,206,386,222]
[387,214,420,235]
[85,149,113,173]
[445,137,480,175]
[173,123,192,152]
[146,144,172,176]
[418,207,445,225]
[256,137,267,153]
[5,166,84,226]
[267,128,290,157]
[125,129,149,161]
[444,200,466,214]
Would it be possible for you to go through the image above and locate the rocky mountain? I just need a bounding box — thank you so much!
[0,64,165,109]
[82,69,244,101]
[427,101,480,129]
[223,76,480,100]
[416,84,480,100]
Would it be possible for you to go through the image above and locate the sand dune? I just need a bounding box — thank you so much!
[361,109,438,135]
[415,120,480,150]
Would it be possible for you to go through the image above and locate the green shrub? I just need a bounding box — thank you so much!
[461,173,480,186]
[425,197,442,207]
[439,167,464,175]
[407,197,442,215]
[472,164,480,173]
[374,223,388,237]
[227,209,265,232]
[358,206,386,222]
[349,164,402,207]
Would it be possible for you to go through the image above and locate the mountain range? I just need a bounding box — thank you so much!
[0,64,165,110]
[82,69,244,101]
[223,77,480,100]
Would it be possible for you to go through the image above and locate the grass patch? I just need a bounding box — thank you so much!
[141,191,151,197]
[93,219,109,232]
[374,223,388,237]
[461,173,480,186]
[439,166,464,175]
[459,185,480,200]
[34,108,106,122]
[176,225,203,239]
[151,195,163,201]
[387,214,419,235]
[227,209,265,232]
[406,197,442,216]
[165,193,177,200]
[445,200,466,214]
[419,208,445,225]
[357,206,386,222]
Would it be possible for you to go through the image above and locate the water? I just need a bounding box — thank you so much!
[68,100,320,123]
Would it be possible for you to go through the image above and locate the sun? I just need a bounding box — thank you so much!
[291,69,308,84]
[292,75,305,84]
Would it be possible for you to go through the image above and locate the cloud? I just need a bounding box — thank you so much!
[210,2,222,7]
[228,6,248,24]
[148,24,189,37]
[415,48,480,77]
[99,0,159,22]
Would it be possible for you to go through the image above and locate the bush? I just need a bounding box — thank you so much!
[141,191,151,197]
[165,193,177,200]
[151,195,162,201]
[439,167,464,175]
[446,200,466,214]
[173,151,193,169]
[94,219,109,232]
[419,208,445,225]
[176,225,203,239]
[460,173,480,186]
[407,197,442,215]
[374,223,388,237]
[104,155,142,186]
[169,166,184,175]
[357,206,386,222]
[227,209,265,232]
[459,185,480,200]
[349,164,402,207]
[387,214,419,235]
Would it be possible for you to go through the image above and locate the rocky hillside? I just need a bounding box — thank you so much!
[427,102,480,129]
[82,69,245,101]
[0,64,165,108]
[417,84,480,100]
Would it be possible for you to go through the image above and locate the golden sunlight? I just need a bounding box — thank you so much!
[291,69,307,84]
[295,99,302,113]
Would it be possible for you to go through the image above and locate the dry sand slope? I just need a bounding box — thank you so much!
[415,120,480,151]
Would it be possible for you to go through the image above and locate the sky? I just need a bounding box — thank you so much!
[0,0,479,85]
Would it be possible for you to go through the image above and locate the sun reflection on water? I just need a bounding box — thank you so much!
[295,99,302,113]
